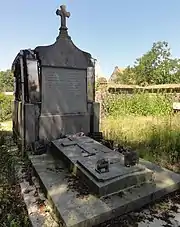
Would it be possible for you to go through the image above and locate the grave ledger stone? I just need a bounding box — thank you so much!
[12,5,100,148]
[51,136,153,197]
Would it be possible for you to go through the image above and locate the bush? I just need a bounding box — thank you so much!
[0,93,13,122]
[102,91,172,117]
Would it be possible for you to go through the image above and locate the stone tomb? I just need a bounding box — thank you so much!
[13,4,180,227]
[51,136,153,197]
[30,137,180,227]
[12,4,100,148]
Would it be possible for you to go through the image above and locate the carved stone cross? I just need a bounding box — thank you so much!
[56,5,70,29]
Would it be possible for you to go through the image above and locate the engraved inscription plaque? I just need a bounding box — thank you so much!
[41,67,87,114]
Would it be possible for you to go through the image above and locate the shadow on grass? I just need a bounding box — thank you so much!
[0,129,31,227]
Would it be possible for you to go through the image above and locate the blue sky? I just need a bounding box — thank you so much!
[0,0,180,78]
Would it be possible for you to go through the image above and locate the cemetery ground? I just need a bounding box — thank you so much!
[0,121,30,227]
[0,121,61,227]
[99,114,180,226]
[1,90,180,227]
[1,115,180,226]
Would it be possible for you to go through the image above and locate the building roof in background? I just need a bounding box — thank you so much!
[109,66,125,81]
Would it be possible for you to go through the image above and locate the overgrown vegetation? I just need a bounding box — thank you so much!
[101,91,180,171]
[0,124,30,227]
[0,70,14,92]
[0,93,13,122]
[103,91,172,117]
[100,40,180,170]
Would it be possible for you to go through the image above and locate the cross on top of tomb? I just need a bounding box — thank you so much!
[56,5,70,30]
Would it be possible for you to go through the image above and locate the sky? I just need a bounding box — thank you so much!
[0,0,180,78]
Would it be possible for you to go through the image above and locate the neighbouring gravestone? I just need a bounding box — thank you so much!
[12,4,100,148]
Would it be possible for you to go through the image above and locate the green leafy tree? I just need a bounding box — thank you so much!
[115,66,136,84]
[114,41,180,85]
[97,77,107,84]
[96,77,107,90]
[0,70,14,92]
[133,41,180,85]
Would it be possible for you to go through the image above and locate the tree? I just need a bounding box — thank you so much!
[113,41,180,85]
[114,66,136,84]
[97,77,107,84]
[95,77,107,90]
[133,41,180,85]
[0,70,14,92]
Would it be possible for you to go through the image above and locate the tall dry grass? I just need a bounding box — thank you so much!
[100,91,180,171]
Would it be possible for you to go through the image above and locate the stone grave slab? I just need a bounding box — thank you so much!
[51,136,153,196]
[29,153,180,227]
[77,154,146,182]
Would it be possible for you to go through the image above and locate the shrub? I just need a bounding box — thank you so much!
[0,93,13,122]
[102,91,172,117]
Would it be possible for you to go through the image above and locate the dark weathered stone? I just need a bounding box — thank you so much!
[56,5,70,29]
[51,136,153,196]
[96,158,109,174]
[124,150,139,167]
[12,4,100,146]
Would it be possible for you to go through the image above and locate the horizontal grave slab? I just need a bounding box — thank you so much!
[30,152,180,227]
[51,136,154,196]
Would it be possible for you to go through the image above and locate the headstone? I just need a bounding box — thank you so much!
[34,5,97,141]
[12,4,100,147]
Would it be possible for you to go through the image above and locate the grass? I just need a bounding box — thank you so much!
[0,93,13,122]
[0,120,31,227]
[102,92,172,117]
[100,91,180,171]
[101,114,180,172]
[0,120,12,131]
